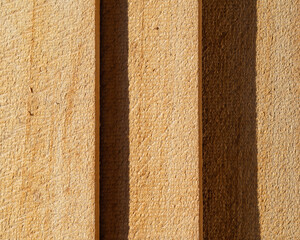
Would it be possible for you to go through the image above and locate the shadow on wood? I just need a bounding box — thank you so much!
[100,0,129,239]
[203,0,260,239]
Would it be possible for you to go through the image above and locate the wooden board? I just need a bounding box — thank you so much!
[203,0,299,239]
[100,0,201,239]
[256,0,300,238]
[0,0,98,239]
[128,0,200,238]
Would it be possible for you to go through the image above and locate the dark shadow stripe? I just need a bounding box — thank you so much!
[100,0,129,239]
[203,1,260,239]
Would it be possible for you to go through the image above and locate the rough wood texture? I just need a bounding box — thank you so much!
[256,1,300,238]
[101,0,200,239]
[203,0,299,239]
[128,0,200,238]
[0,1,97,239]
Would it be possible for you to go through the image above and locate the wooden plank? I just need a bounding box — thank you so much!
[100,0,201,238]
[128,0,200,237]
[256,1,300,238]
[203,0,299,239]
[0,0,98,239]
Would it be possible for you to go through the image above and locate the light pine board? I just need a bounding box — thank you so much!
[0,0,98,239]
[256,0,300,238]
[128,0,200,238]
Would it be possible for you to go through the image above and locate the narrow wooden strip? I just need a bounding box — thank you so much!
[95,0,100,239]
[199,0,203,238]
[128,0,200,238]
[256,1,300,238]
[0,1,97,238]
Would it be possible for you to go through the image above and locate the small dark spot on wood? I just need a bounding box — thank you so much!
[155,27,159,30]
[30,87,33,93]
[28,111,34,116]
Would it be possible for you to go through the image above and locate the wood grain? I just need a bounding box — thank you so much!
[100,0,201,239]
[256,1,300,238]
[203,0,299,239]
[0,1,98,239]
[127,0,200,238]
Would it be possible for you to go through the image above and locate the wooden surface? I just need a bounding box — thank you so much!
[101,0,201,239]
[256,1,300,238]
[2,0,298,239]
[128,0,200,238]
[0,1,98,239]
[203,1,259,238]
[203,0,299,239]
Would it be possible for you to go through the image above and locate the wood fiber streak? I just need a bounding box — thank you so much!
[0,1,97,239]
